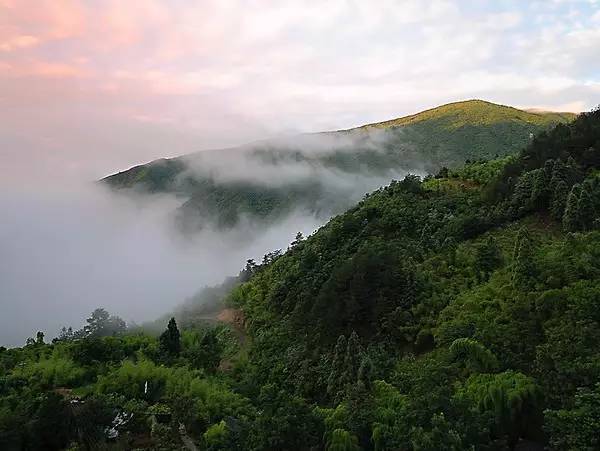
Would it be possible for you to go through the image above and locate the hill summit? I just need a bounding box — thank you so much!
[103,100,575,229]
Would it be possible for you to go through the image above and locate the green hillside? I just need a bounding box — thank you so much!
[2,107,598,450]
[103,100,575,229]
[358,99,574,129]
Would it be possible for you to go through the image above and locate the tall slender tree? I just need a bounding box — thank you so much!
[563,184,581,232]
[550,179,569,220]
[577,184,595,231]
[159,317,181,358]
[512,227,535,288]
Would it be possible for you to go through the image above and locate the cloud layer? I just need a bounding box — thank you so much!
[0,183,323,346]
[1,0,599,183]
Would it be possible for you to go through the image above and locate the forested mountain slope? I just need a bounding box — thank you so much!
[103,100,575,229]
[1,108,598,451]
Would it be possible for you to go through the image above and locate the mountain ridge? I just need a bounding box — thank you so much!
[345,99,575,131]
[103,99,576,230]
[104,99,576,177]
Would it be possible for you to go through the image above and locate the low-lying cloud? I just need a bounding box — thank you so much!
[0,182,323,347]
[179,127,419,189]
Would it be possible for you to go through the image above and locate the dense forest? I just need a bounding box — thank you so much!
[103,100,574,230]
[2,107,600,450]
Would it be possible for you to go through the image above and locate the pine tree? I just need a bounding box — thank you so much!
[240,259,257,282]
[357,357,373,390]
[290,232,305,248]
[159,317,181,358]
[577,184,595,231]
[550,179,569,220]
[511,227,535,288]
[83,308,110,337]
[327,335,347,399]
[543,159,555,180]
[563,184,581,232]
[530,168,548,210]
[342,331,362,387]
[550,159,566,186]
[511,172,534,215]
[565,156,583,185]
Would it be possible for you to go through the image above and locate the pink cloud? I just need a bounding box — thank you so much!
[0,34,39,51]
[0,0,87,43]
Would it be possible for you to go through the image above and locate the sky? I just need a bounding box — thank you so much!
[1,0,600,183]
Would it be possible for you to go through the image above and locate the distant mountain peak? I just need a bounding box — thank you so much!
[351,99,577,131]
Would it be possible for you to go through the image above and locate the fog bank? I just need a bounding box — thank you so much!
[0,183,322,347]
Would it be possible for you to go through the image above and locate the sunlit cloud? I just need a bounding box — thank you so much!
[0,0,599,183]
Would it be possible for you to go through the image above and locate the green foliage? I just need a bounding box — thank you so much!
[204,420,231,450]
[456,371,540,447]
[181,328,223,372]
[83,307,127,338]
[511,226,535,288]
[104,100,573,229]
[544,383,600,451]
[3,106,600,450]
[449,338,498,373]
[475,235,502,281]
[326,428,360,451]
[563,184,581,231]
[11,349,85,388]
[159,317,181,360]
[450,155,515,185]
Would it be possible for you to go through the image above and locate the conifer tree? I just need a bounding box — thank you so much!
[511,172,534,215]
[357,357,373,390]
[577,183,595,231]
[565,156,583,185]
[550,159,566,185]
[342,331,362,386]
[511,227,535,288]
[543,159,555,179]
[550,179,569,220]
[530,168,548,210]
[159,317,181,358]
[327,335,347,399]
[563,184,581,232]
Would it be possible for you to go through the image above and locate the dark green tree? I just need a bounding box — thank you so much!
[545,383,600,451]
[198,329,221,372]
[530,168,548,210]
[577,184,595,231]
[343,331,362,387]
[357,357,373,391]
[550,179,569,220]
[82,308,126,337]
[475,236,502,281]
[159,317,181,358]
[457,371,540,449]
[26,393,73,451]
[511,227,535,288]
[290,231,305,247]
[325,428,360,451]
[327,335,347,400]
[83,308,110,337]
[563,184,581,232]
